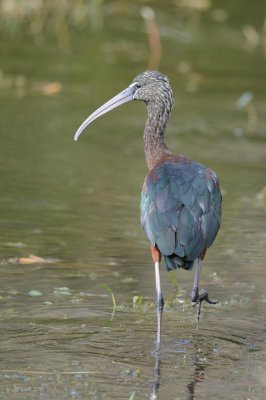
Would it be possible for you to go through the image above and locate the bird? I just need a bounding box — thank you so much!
[74,71,222,347]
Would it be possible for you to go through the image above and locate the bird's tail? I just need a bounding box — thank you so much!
[164,254,194,271]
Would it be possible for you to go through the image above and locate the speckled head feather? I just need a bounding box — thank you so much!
[132,71,173,111]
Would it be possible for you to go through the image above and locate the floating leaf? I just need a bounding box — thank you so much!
[35,81,62,96]
[54,287,71,295]
[236,91,253,109]
[121,277,137,284]
[9,254,59,265]
[5,242,26,248]
[28,290,43,296]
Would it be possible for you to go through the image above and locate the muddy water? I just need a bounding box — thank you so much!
[0,1,266,399]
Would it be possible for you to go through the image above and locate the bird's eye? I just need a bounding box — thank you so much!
[135,83,141,89]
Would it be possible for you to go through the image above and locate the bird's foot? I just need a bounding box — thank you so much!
[191,289,217,322]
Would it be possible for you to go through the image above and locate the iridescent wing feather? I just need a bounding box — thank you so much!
[140,159,222,270]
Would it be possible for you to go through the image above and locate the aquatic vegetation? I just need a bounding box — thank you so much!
[0,0,98,48]
[254,186,266,209]
[128,392,136,400]
[236,91,258,134]
[133,294,143,318]
[101,283,117,319]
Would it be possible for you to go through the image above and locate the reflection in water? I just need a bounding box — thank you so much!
[150,336,208,400]
[185,338,206,400]
[150,351,161,400]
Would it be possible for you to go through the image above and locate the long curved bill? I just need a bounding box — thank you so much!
[74,84,136,141]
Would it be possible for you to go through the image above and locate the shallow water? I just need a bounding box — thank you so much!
[0,1,266,399]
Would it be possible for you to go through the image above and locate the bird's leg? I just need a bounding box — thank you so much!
[155,261,164,347]
[151,246,164,349]
[191,258,217,322]
[191,258,202,303]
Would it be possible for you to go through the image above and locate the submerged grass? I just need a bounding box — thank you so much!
[101,283,117,320]
[128,391,136,400]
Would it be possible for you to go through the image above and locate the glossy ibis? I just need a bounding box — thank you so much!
[74,71,222,347]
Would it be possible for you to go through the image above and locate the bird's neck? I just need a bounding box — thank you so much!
[144,101,171,170]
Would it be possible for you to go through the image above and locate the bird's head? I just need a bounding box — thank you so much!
[131,71,173,104]
[74,71,173,141]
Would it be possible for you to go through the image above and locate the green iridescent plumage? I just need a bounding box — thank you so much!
[141,157,222,271]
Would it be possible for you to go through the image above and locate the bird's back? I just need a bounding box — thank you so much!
[140,155,222,270]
